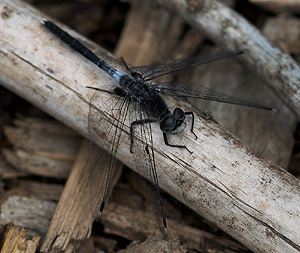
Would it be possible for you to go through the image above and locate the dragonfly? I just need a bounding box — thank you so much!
[43,20,276,239]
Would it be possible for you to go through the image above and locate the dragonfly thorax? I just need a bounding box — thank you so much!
[120,75,151,100]
[119,75,169,118]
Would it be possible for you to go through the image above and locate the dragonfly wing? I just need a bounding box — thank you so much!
[130,102,168,239]
[130,51,244,81]
[88,90,130,219]
[153,82,276,111]
[129,62,161,77]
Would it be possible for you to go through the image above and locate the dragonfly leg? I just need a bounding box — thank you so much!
[184,111,197,139]
[130,119,154,153]
[121,57,130,70]
[163,133,192,154]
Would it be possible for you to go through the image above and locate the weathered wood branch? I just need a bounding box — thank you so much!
[0,1,299,252]
[155,0,300,121]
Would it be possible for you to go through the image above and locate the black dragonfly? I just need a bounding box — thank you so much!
[43,20,276,239]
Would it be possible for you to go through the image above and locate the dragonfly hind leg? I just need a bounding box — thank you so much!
[163,132,192,154]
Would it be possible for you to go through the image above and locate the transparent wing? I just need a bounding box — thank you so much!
[130,51,243,81]
[88,86,168,238]
[88,90,130,219]
[152,82,276,111]
[131,102,168,239]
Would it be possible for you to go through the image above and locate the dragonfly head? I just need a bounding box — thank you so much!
[160,108,186,134]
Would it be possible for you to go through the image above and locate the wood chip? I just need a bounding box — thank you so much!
[40,140,92,252]
[250,0,300,13]
[101,201,248,252]
[3,117,82,178]
[1,196,56,235]
[0,223,40,253]
[263,14,300,54]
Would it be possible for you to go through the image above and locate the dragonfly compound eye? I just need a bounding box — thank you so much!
[173,108,185,121]
[160,116,176,133]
